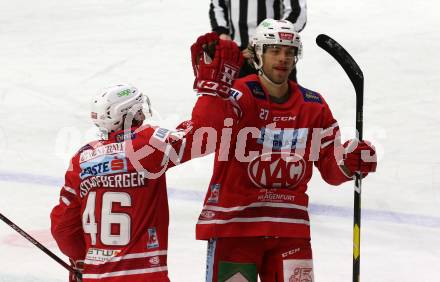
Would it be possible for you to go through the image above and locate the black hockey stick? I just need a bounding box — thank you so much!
[316,34,364,282]
[0,212,82,281]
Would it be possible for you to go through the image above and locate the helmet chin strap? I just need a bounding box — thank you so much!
[259,69,285,88]
[255,52,286,88]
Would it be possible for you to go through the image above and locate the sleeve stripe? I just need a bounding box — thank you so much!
[321,140,334,149]
[61,196,71,206]
[63,186,77,195]
[321,122,339,135]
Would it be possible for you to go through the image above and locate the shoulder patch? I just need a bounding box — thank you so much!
[229,88,243,101]
[246,81,266,100]
[298,86,322,104]
[153,127,170,142]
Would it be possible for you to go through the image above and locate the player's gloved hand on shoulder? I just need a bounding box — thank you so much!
[191,32,243,97]
[341,139,377,178]
[69,259,84,282]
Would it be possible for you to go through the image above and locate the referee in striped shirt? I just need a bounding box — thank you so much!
[209,0,307,80]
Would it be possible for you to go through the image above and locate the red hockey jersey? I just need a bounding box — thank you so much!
[192,74,351,240]
[51,124,194,282]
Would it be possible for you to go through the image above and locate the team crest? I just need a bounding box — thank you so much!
[248,152,305,189]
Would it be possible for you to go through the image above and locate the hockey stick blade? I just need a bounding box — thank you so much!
[316,34,364,97]
[316,34,364,140]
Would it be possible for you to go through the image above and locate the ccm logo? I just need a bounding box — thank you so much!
[273,116,296,121]
[197,80,230,95]
[282,248,301,258]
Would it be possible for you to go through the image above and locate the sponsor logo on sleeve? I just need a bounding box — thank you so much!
[207,184,221,204]
[229,89,243,100]
[147,227,159,249]
[153,128,170,142]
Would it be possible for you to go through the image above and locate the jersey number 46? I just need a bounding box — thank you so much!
[82,191,131,246]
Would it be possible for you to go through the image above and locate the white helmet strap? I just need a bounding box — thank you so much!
[259,68,285,87]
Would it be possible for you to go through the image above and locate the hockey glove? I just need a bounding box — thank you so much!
[69,259,84,282]
[191,32,243,97]
[342,139,377,177]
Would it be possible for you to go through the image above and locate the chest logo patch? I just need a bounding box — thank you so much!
[248,152,306,189]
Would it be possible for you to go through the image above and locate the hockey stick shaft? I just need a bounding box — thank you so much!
[0,212,82,280]
[316,34,364,282]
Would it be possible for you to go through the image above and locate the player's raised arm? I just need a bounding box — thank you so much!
[190,32,244,131]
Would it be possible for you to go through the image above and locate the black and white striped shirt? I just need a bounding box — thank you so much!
[209,0,307,49]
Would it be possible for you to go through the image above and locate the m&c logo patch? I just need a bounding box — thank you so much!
[248,152,305,189]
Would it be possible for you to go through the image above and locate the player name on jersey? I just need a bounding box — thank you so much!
[79,171,147,198]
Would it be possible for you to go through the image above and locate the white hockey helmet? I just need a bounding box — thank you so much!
[250,19,303,70]
[91,84,151,135]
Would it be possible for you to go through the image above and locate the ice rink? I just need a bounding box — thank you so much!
[1,0,440,281]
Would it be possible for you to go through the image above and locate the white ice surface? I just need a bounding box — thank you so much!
[0,0,440,281]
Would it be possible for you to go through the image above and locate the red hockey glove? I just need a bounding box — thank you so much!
[69,259,84,282]
[191,32,219,76]
[342,139,377,177]
[191,32,243,97]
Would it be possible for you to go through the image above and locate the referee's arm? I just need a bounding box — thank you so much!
[282,0,307,32]
[209,0,230,35]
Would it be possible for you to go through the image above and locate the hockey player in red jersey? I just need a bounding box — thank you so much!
[51,84,200,282]
[190,19,377,282]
